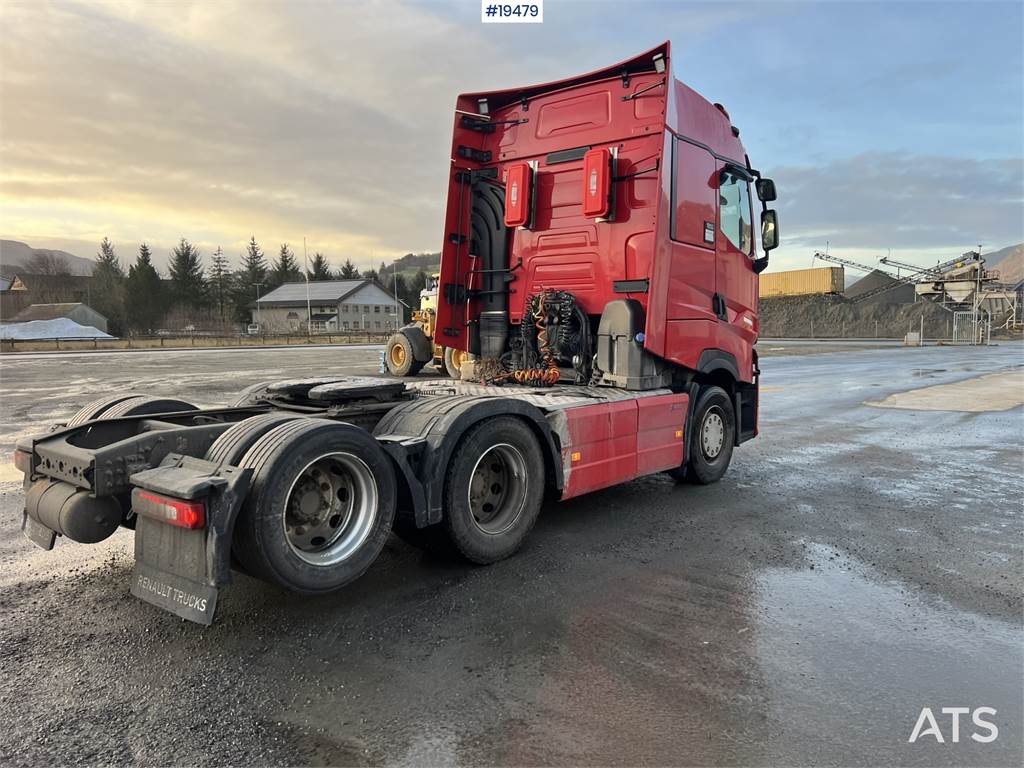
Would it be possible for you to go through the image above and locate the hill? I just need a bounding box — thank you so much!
[985,243,1024,284]
[0,239,94,276]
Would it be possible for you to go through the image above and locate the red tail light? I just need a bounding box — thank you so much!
[504,162,534,228]
[13,449,32,475]
[582,147,613,218]
[134,490,205,529]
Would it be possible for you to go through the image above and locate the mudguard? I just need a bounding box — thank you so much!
[373,394,563,528]
[128,454,252,625]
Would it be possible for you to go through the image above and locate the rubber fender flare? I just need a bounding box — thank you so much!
[696,349,740,381]
[400,324,434,363]
[372,395,563,528]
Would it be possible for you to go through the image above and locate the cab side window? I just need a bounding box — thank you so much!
[719,172,753,255]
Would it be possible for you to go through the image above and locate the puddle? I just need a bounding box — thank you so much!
[867,369,1024,412]
[752,545,1022,764]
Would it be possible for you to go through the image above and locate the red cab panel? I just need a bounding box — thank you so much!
[504,162,533,228]
[581,147,612,218]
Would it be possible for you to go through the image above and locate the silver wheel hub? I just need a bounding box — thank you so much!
[468,443,528,535]
[284,452,377,566]
[701,408,726,460]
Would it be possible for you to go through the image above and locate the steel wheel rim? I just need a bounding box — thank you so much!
[283,452,378,566]
[700,407,726,460]
[467,443,528,535]
[451,349,467,371]
[390,344,406,367]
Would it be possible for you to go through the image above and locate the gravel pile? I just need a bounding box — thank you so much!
[759,295,989,338]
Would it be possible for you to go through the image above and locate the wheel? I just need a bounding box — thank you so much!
[205,412,301,465]
[232,419,396,592]
[231,381,275,407]
[99,395,198,420]
[385,332,425,377]
[65,393,146,427]
[676,386,735,485]
[440,416,545,564]
[443,347,468,379]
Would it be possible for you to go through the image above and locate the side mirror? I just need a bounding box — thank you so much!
[761,209,779,251]
[756,178,777,202]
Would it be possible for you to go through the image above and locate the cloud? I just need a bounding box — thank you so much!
[764,152,1024,270]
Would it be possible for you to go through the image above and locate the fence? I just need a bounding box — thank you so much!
[0,331,392,354]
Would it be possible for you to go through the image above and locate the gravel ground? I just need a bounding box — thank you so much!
[0,343,1021,767]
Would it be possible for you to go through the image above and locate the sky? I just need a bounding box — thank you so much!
[0,0,1022,274]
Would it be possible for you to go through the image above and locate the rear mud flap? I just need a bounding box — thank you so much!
[129,454,251,625]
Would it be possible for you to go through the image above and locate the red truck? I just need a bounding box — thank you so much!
[14,42,778,624]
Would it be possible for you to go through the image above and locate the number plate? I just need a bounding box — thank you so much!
[22,512,56,550]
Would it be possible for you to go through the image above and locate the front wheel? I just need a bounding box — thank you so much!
[672,385,735,485]
[440,416,545,564]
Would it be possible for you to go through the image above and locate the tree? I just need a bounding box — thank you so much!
[230,236,269,324]
[337,258,360,279]
[91,237,126,335]
[308,252,332,281]
[209,246,233,323]
[125,243,165,334]
[23,252,70,276]
[168,238,207,312]
[269,243,302,288]
[362,267,378,282]
[22,252,74,303]
[407,269,429,308]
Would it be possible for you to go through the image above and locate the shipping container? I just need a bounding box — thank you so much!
[759,267,844,298]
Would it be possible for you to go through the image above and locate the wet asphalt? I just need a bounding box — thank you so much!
[0,342,1021,767]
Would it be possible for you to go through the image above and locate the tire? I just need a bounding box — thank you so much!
[231,381,275,407]
[205,412,302,465]
[443,347,468,380]
[385,332,424,377]
[98,395,198,420]
[65,393,147,427]
[681,386,735,485]
[232,419,396,593]
[440,416,545,564]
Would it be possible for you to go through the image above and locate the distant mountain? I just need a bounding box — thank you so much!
[0,239,94,276]
[985,243,1024,285]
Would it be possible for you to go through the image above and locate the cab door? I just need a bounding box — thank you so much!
[666,138,718,323]
[714,164,758,366]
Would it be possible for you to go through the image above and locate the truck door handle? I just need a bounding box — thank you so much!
[712,293,728,321]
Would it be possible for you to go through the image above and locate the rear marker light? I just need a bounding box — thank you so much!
[504,161,534,228]
[571,451,582,463]
[136,490,206,529]
[581,147,613,219]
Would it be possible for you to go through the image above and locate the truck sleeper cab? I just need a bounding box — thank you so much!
[13,43,778,625]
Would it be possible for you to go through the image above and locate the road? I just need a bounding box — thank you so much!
[1,343,1021,766]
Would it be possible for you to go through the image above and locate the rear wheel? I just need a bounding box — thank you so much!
[99,395,198,420]
[232,419,396,592]
[440,416,544,564]
[205,412,301,465]
[385,332,424,377]
[443,347,468,379]
[65,393,148,426]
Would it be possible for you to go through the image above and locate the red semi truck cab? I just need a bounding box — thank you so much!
[14,43,777,625]
[435,42,777,411]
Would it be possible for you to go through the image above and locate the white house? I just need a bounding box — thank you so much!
[252,279,404,333]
